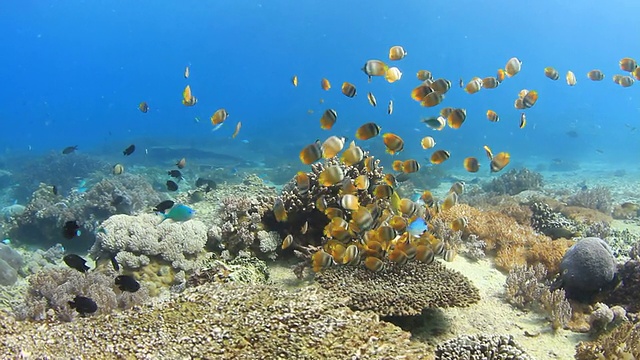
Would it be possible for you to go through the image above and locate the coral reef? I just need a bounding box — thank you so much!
[566,186,613,215]
[435,204,569,272]
[435,334,534,360]
[14,152,106,198]
[505,264,572,330]
[277,154,386,249]
[314,260,480,317]
[90,214,210,272]
[604,259,640,313]
[606,228,640,261]
[575,320,640,360]
[180,174,277,259]
[530,201,578,239]
[187,251,269,287]
[588,303,627,334]
[0,244,24,286]
[482,167,544,195]
[0,283,432,359]
[560,237,617,302]
[9,174,161,251]
[12,267,149,322]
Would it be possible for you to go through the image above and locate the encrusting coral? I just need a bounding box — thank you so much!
[90,213,210,272]
[0,282,433,359]
[435,334,534,360]
[482,167,544,195]
[315,260,480,317]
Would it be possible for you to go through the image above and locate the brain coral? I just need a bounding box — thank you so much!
[90,214,209,272]
[314,260,480,317]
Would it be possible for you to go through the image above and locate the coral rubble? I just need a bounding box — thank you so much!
[314,260,480,317]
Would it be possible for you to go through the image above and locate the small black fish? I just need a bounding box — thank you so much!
[62,220,81,239]
[153,200,175,213]
[68,295,98,316]
[115,275,140,293]
[62,145,78,155]
[110,255,120,271]
[195,178,217,192]
[395,173,411,183]
[166,180,178,191]
[63,254,90,272]
[168,170,182,178]
[52,185,58,196]
[111,195,124,206]
[123,144,136,156]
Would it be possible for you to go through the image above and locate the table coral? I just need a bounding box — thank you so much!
[314,260,480,317]
[91,213,209,272]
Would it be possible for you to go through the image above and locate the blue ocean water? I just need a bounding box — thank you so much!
[0,0,638,173]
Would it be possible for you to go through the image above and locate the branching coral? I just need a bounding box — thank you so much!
[575,320,640,360]
[567,186,613,215]
[505,264,572,330]
[314,260,480,317]
[90,214,210,272]
[435,203,568,272]
[12,267,149,322]
[482,167,543,195]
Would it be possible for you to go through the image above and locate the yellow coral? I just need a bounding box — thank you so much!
[435,204,566,272]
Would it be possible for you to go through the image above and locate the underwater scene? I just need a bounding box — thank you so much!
[1,1,640,359]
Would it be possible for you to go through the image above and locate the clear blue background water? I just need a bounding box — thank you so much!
[1,1,638,172]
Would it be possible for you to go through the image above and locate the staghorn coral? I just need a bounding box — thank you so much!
[12,267,149,322]
[90,214,210,272]
[575,320,640,360]
[314,260,480,317]
[482,167,543,195]
[435,334,534,360]
[0,282,432,359]
[566,186,613,215]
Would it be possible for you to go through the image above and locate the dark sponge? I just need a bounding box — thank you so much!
[560,237,616,301]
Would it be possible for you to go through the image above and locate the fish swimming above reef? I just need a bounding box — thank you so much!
[62,145,78,154]
[62,220,81,239]
[167,170,183,179]
[166,180,178,191]
[153,200,175,213]
[115,275,140,292]
[63,254,90,272]
[407,217,428,237]
[160,204,195,223]
[123,144,136,156]
[68,295,98,316]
